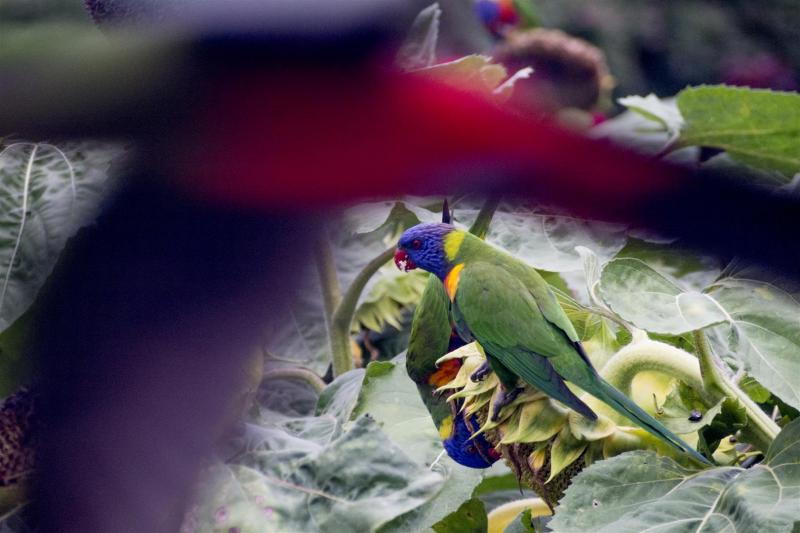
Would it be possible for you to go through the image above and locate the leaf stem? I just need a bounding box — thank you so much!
[262,367,327,394]
[691,330,779,452]
[600,337,705,397]
[329,247,395,377]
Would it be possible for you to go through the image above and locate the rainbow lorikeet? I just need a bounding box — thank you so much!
[395,223,710,465]
[407,274,500,469]
[406,203,501,469]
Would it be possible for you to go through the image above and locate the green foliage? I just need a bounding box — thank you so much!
[353,356,486,532]
[503,510,536,533]
[431,498,488,533]
[613,85,800,179]
[600,258,800,410]
[696,398,747,457]
[552,417,800,532]
[353,269,427,333]
[188,416,444,533]
[678,85,800,176]
[599,258,726,335]
[0,141,122,332]
[315,369,366,426]
[486,209,628,273]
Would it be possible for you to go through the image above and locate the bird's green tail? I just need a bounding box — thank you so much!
[595,378,712,465]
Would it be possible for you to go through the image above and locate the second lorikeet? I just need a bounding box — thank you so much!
[406,205,501,469]
[395,222,710,465]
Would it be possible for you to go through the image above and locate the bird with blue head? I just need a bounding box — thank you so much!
[397,221,711,465]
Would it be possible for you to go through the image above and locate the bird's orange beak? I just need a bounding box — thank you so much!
[394,249,417,272]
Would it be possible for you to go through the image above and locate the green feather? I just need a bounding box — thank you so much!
[406,274,452,427]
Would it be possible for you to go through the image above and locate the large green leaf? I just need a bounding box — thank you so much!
[551,417,800,532]
[486,210,628,273]
[315,369,366,428]
[677,85,800,176]
[353,356,486,532]
[190,416,444,533]
[0,141,122,332]
[599,258,726,334]
[600,258,800,410]
[431,498,487,533]
[343,200,442,235]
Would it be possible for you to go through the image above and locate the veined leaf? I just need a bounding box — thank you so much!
[600,258,800,410]
[551,417,800,532]
[431,498,487,533]
[487,210,627,273]
[191,416,444,533]
[353,356,486,532]
[599,258,726,335]
[677,85,800,176]
[0,141,123,332]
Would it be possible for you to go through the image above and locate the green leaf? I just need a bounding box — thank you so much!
[702,152,790,187]
[0,141,122,332]
[315,369,366,428]
[396,3,441,70]
[487,210,628,272]
[353,356,486,532]
[599,258,727,335]
[656,382,724,435]
[677,85,800,176]
[614,238,720,291]
[432,498,488,533]
[344,201,441,235]
[552,417,800,532]
[696,398,747,457]
[739,376,772,404]
[591,108,673,156]
[618,94,683,135]
[600,258,800,410]
[548,426,587,482]
[502,509,536,533]
[193,416,444,533]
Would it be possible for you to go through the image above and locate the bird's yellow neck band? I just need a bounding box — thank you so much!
[443,230,466,261]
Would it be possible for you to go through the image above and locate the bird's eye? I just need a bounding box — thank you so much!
[411,239,422,250]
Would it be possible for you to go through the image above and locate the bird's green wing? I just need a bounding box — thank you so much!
[525,270,580,343]
[453,262,596,419]
[406,274,454,427]
[455,262,572,357]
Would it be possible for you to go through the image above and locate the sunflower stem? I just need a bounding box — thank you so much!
[329,246,395,377]
[691,330,779,452]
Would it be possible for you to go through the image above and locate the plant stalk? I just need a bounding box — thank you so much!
[262,368,327,394]
[600,337,705,397]
[329,246,395,377]
[468,196,501,238]
[691,330,779,452]
[313,230,342,325]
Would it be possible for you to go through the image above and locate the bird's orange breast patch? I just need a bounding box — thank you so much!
[444,263,465,301]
